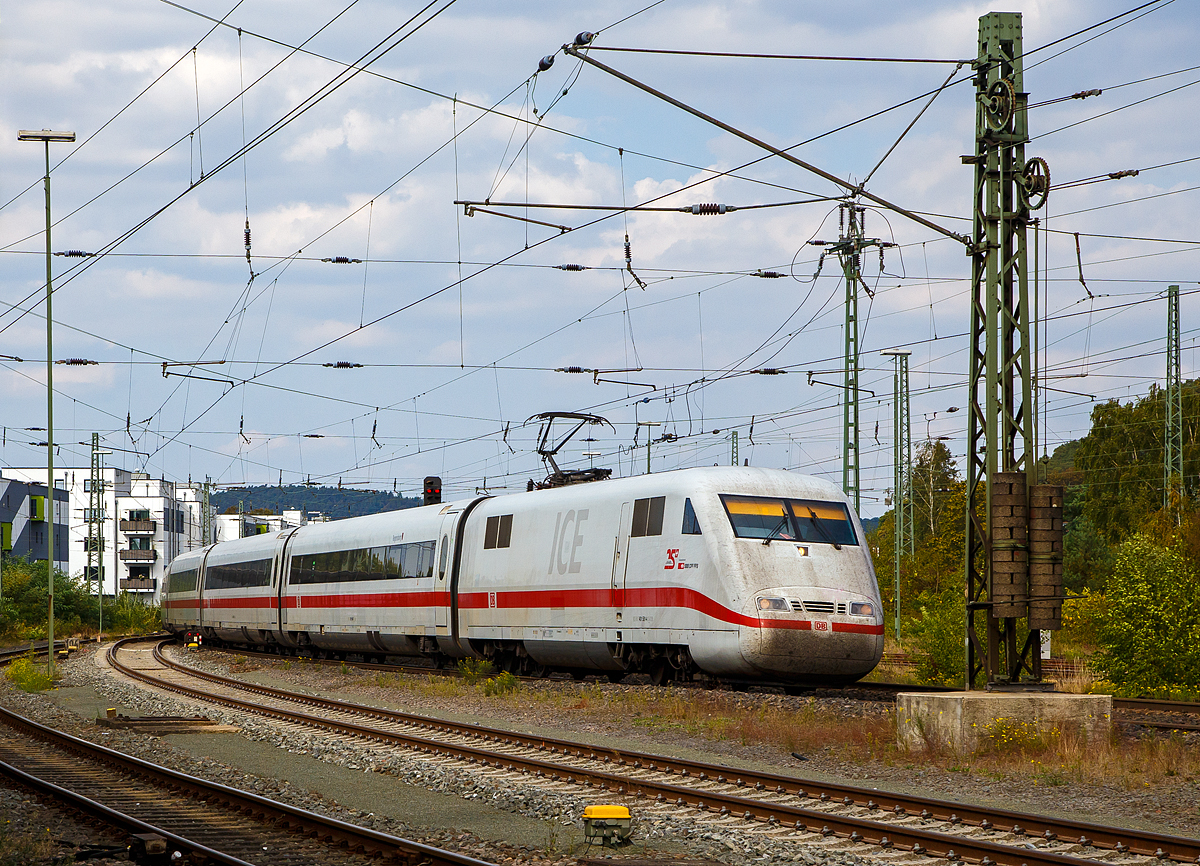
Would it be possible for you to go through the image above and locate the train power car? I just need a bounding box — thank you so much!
[163,467,884,687]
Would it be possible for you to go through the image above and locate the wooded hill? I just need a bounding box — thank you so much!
[212,485,421,520]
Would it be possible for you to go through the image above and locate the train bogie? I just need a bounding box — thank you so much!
[163,466,883,686]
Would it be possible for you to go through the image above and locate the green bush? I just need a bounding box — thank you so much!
[457,657,494,684]
[104,592,161,634]
[1094,534,1200,696]
[908,587,966,687]
[479,671,519,696]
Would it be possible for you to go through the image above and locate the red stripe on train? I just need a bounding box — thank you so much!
[176,587,882,634]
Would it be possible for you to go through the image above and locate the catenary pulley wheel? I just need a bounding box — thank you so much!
[1021,156,1051,210]
[984,78,1016,129]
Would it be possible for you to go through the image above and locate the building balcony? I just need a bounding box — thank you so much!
[120,519,156,534]
[120,577,156,592]
[119,549,157,562]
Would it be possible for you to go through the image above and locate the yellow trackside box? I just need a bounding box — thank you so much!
[582,805,631,847]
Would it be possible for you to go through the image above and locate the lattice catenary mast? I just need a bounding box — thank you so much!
[882,350,913,640]
[1165,283,1182,514]
[965,11,1062,688]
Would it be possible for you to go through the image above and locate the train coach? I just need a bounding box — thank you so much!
[163,466,884,687]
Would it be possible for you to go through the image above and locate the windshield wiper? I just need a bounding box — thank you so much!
[761,513,791,545]
[805,507,842,550]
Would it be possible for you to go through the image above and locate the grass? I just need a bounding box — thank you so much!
[249,654,1198,792]
[0,823,56,866]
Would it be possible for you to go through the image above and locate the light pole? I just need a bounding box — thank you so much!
[18,128,75,675]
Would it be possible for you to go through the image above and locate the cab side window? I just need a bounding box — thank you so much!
[682,498,702,535]
[484,514,514,549]
[631,496,665,537]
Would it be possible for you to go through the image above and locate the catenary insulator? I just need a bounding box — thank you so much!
[538,55,555,72]
[1071,88,1102,100]
[755,271,785,278]
[56,358,99,366]
[244,220,251,250]
[323,361,363,368]
[556,366,586,374]
[555,264,586,271]
[687,203,728,215]
[321,256,363,264]
[1108,169,1139,180]
[573,31,595,46]
[53,250,95,258]
[753,368,786,375]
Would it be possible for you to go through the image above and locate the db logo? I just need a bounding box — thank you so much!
[813,620,829,632]
[488,591,497,609]
[664,549,680,569]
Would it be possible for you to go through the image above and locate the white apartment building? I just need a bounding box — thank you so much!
[4,467,210,599]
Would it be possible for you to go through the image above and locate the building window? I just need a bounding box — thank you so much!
[129,509,150,521]
[129,537,153,551]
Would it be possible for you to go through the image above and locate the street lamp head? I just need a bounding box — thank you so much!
[18,129,76,142]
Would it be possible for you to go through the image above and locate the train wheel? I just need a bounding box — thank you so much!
[648,660,670,687]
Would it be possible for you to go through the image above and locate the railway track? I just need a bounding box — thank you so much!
[209,643,1200,730]
[0,695,501,866]
[108,636,1200,866]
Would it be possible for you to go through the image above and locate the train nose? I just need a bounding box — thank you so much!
[746,591,883,679]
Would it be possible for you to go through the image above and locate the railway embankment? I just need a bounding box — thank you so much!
[2,640,1197,865]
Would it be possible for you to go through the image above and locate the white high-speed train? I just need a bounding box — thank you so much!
[163,467,884,686]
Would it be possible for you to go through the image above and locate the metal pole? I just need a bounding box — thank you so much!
[841,205,862,512]
[1165,284,1182,516]
[42,140,56,675]
[882,350,911,642]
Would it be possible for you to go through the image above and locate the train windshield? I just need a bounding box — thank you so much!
[720,495,858,546]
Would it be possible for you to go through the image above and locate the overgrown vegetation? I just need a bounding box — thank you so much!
[867,383,1200,698]
[0,557,160,643]
[4,656,55,692]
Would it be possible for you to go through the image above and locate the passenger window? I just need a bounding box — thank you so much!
[484,516,499,549]
[631,496,666,537]
[497,514,513,548]
[439,534,449,579]
[682,498,702,535]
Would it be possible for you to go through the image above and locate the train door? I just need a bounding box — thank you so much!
[274,528,303,636]
[611,501,632,616]
[435,514,455,634]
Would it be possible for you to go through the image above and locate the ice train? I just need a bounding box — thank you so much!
[163,467,884,686]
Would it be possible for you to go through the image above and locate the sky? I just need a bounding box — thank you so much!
[1,0,1198,515]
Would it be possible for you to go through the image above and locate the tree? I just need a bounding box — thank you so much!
[1075,379,1200,544]
[910,439,959,543]
[1095,534,1200,696]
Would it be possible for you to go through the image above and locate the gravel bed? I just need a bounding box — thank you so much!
[178,648,1200,836]
[0,644,883,866]
[0,779,136,865]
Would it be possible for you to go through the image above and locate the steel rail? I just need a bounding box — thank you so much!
[148,642,1200,863]
[0,751,255,866]
[0,697,497,866]
[115,638,1200,866]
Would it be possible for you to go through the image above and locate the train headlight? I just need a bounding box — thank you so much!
[757,597,788,611]
[850,602,874,617]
